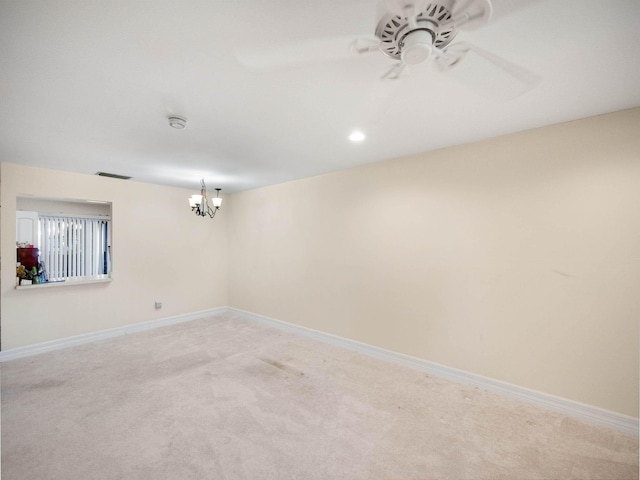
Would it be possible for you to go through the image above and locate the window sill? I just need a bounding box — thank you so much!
[15,275,112,290]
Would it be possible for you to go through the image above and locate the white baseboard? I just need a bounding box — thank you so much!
[228,307,640,437]
[0,307,229,362]
[2,305,637,437]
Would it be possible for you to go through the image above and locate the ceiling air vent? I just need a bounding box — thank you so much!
[96,172,132,180]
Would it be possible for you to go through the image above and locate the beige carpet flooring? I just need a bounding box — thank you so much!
[1,313,638,479]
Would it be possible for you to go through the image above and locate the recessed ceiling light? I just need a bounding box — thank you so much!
[349,131,366,142]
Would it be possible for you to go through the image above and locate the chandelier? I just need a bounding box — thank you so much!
[189,179,222,218]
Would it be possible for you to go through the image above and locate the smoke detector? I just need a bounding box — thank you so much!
[168,116,187,129]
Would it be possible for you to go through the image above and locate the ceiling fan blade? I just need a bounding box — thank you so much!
[381,62,407,80]
[436,42,540,99]
[235,35,380,72]
[358,75,400,127]
[482,0,542,23]
[383,0,429,18]
[449,0,541,31]
[448,0,492,30]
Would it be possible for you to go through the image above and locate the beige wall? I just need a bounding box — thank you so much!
[1,163,228,349]
[2,109,638,418]
[228,108,640,417]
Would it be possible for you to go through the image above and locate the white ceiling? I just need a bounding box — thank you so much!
[1,0,639,193]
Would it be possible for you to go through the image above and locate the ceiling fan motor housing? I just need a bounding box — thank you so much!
[376,2,458,63]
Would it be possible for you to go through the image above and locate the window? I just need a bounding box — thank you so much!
[16,196,112,287]
[38,215,111,281]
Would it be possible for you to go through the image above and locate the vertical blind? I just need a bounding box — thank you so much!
[38,215,110,281]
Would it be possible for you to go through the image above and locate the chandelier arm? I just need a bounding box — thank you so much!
[206,204,217,218]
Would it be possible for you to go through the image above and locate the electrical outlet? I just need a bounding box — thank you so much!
[155,302,162,309]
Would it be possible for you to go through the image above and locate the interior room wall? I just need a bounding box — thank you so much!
[0,163,228,350]
[227,108,640,417]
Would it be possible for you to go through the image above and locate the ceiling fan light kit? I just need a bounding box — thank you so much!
[400,29,434,64]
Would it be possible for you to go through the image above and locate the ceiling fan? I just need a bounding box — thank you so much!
[237,0,540,98]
